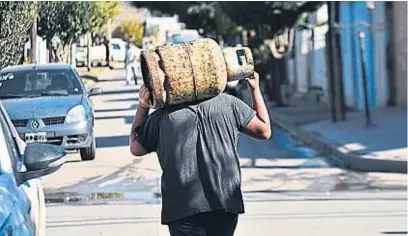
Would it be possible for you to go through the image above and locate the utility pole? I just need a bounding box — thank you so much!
[87,32,92,72]
[327,1,337,122]
[358,31,372,127]
[30,14,37,64]
[333,1,346,121]
[308,26,315,92]
[327,1,346,122]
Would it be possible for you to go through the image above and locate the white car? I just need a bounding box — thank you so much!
[167,30,201,44]
[76,45,107,67]
[109,38,126,62]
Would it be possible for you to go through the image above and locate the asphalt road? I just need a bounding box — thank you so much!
[42,69,407,236]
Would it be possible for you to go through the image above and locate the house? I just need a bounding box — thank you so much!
[288,1,407,112]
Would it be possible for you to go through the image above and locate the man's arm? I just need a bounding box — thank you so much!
[241,72,272,140]
[129,85,151,156]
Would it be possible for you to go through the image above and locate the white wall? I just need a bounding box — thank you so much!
[373,1,389,107]
[25,36,47,64]
[292,24,329,103]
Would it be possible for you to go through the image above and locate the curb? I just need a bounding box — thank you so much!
[78,68,110,89]
[78,67,110,82]
[270,111,408,174]
[44,191,162,204]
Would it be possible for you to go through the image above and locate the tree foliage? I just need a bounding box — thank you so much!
[91,1,121,32]
[219,2,323,38]
[132,1,236,40]
[38,1,96,46]
[132,1,323,43]
[0,2,36,69]
[38,1,120,45]
[118,15,144,45]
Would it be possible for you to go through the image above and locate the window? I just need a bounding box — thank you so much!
[112,44,121,50]
[0,69,83,98]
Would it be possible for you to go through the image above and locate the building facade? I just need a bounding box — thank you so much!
[288,2,407,112]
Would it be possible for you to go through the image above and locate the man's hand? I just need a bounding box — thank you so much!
[247,72,260,91]
[130,84,151,156]
[139,85,151,109]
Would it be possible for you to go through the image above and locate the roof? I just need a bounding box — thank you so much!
[1,63,72,73]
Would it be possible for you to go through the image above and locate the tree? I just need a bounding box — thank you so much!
[132,2,323,45]
[132,1,236,43]
[118,15,144,45]
[0,2,36,69]
[38,2,95,62]
[91,1,121,32]
[38,2,95,47]
[219,2,323,44]
[37,1,120,63]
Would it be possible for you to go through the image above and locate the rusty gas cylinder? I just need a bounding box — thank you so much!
[141,38,254,108]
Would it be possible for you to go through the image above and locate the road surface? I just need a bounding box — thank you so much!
[42,69,407,236]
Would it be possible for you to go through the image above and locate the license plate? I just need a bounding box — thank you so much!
[25,132,47,143]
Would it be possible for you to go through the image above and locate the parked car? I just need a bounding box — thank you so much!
[75,46,88,67]
[0,99,67,235]
[75,45,107,67]
[109,38,126,63]
[0,64,103,161]
[167,29,201,44]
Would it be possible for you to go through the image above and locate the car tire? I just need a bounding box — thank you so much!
[80,136,96,161]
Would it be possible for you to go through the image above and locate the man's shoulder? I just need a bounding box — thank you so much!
[148,108,164,119]
[195,93,239,110]
[211,93,241,104]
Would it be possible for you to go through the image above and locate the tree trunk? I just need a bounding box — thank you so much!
[87,33,92,71]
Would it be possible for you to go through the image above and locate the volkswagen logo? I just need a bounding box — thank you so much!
[30,120,40,130]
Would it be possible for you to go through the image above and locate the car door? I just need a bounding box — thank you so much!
[0,129,16,235]
[0,104,33,235]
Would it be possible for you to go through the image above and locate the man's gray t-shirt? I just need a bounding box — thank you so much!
[135,93,256,224]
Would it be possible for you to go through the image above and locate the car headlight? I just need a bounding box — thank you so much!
[65,105,87,123]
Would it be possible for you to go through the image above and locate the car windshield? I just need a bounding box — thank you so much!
[0,69,83,99]
[112,44,121,50]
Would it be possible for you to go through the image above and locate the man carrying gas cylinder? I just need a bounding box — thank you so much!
[129,41,271,236]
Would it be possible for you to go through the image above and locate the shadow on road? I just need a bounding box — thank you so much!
[99,88,140,96]
[106,97,140,103]
[381,232,408,235]
[66,159,82,164]
[95,115,134,124]
[97,77,126,83]
[95,104,138,113]
[96,135,129,148]
[47,157,161,195]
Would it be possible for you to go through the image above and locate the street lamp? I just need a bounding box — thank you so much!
[366,1,375,11]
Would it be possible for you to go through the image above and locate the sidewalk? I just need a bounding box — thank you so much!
[76,66,124,89]
[266,96,407,174]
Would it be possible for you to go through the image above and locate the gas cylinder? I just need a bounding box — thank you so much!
[141,38,254,108]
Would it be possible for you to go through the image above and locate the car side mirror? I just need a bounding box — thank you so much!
[88,87,103,97]
[20,143,67,183]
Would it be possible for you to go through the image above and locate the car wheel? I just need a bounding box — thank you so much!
[80,136,96,161]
